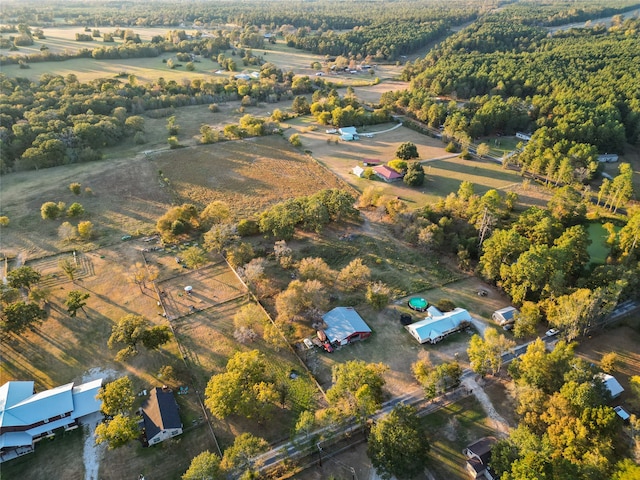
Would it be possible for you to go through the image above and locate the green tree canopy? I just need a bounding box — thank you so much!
[7,266,41,292]
[97,376,136,416]
[327,360,387,420]
[182,451,224,480]
[367,404,430,479]
[107,314,171,360]
[403,162,425,187]
[396,142,419,160]
[1,301,47,335]
[95,413,139,449]
[220,433,269,477]
[204,350,277,422]
[65,290,90,317]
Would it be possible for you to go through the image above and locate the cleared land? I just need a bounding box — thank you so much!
[153,135,350,216]
[576,317,640,401]
[292,121,537,207]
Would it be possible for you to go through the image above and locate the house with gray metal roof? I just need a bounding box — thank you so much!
[322,307,371,346]
[0,379,103,462]
[405,307,471,344]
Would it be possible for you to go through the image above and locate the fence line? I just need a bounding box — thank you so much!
[141,251,223,458]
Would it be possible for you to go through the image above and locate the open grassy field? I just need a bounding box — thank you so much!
[586,221,618,265]
[153,135,350,217]
[0,154,171,259]
[290,121,537,208]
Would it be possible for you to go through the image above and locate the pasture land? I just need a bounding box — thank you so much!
[0,154,171,259]
[3,25,394,86]
[0,130,347,259]
[152,135,350,217]
[291,121,534,207]
[0,53,228,84]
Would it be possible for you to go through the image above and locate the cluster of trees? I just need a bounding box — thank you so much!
[488,2,640,27]
[156,188,356,245]
[285,20,451,60]
[95,377,140,449]
[1,1,478,48]
[397,17,640,154]
[302,86,391,128]
[413,356,462,399]
[478,191,639,334]
[491,339,633,479]
[107,314,171,361]
[259,188,358,239]
[0,266,47,336]
[182,434,269,480]
[204,350,281,423]
[0,66,322,173]
[385,181,515,266]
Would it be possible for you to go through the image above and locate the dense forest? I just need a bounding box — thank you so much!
[387,14,640,185]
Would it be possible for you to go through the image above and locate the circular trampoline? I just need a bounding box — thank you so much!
[408,297,428,312]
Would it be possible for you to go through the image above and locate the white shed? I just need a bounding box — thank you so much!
[352,165,365,177]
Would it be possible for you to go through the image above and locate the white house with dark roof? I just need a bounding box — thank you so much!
[322,307,371,346]
[0,379,103,462]
[464,436,497,479]
[141,387,183,446]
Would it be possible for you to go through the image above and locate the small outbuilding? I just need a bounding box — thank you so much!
[352,165,365,178]
[322,307,371,346]
[599,373,624,399]
[492,306,518,326]
[141,387,183,446]
[362,159,381,166]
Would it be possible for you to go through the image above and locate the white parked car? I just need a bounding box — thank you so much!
[545,328,559,337]
[303,338,314,349]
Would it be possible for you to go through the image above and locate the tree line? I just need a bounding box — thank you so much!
[0,63,325,173]
[395,17,640,158]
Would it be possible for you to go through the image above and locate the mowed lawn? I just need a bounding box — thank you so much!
[586,221,617,265]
